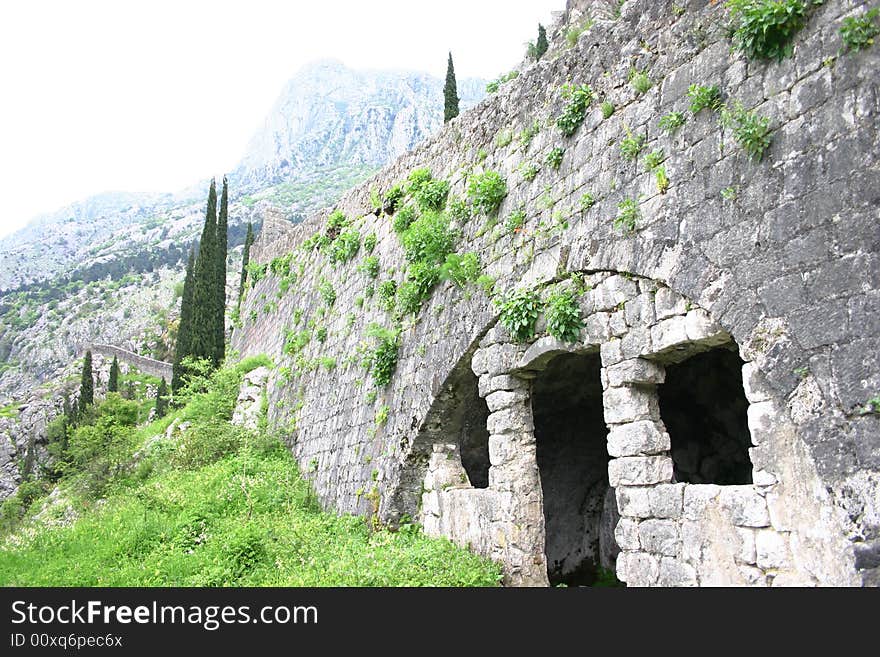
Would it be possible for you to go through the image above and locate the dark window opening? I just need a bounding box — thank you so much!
[659,346,753,485]
[533,352,617,586]
[453,369,490,489]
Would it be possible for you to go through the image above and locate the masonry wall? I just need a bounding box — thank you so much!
[231,0,880,585]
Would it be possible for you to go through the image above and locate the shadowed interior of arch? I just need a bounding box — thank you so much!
[659,345,753,485]
[532,351,616,586]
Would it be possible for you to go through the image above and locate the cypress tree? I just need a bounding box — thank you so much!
[171,249,196,392]
[108,356,119,393]
[443,52,459,123]
[535,24,549,60]
[78,350,94,413]
[238,222,254,305]
[189,179,217,364]
[212,176,229,366]
[155,378,169,418]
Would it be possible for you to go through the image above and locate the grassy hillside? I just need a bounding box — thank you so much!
[0,357,501,586]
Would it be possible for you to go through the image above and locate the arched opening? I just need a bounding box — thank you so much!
[532,352,614,586]
[455,369,490,488]
[659,345,753,485]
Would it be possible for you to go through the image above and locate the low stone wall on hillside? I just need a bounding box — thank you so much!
[232,0,879,585]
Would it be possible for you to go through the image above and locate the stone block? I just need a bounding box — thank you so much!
[485,389,527,412]
[616,551,659,587]
[735,527,757,565]
[614,518,641,550]
[657,557,698,587]
[650,483,686,519]
[471,343,523,377]
[609,311,628,337]
[654,286,688,320]
[600,339,625,367]
[747,401,780,447]
[624,293,656,327]
[741,361,772,403]
[603,385,659,425]
[486,407,534,435]
[638,519,681,557]
[620,326,653,359]
[605,358,665,387]
[756,530,790,569]
[684,308,726,343]
[488,435,513,466]
[650,316,690,353]
[478,374,524,398]
[683,484,722,520]
[592,275,639,311]
[583,312,612,343]
[606,420,670,457]
[616,485,653,519]
[719,486,771,527]
[608,456,673,486]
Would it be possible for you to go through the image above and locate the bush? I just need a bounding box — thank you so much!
[619,130,645,161]
[556,84,594,137]
[629,69,652,94]
[720,101,772,160]
[467,171,508,215]
[406,168,433,195]
[359,255,380,279]
[545,289,584,342]
[317,278,336,306]
[398,262,440,315]
[687,84,723,113]
[440,252,481,287]
[726,0,809,60]
[382,185,404,214]
[497,289,542,342]
[363,233,377,253]
[601,101,615,119]
[401,211,456,265]
[324,209,350,240]
[840,8,879,51]
[448,197,471,223]
[414,179,450,212]
[615,198,641,232]
[546,147,565,170]
[377,280,397,312]
[364,324,400,387]
[659,111,686,132]
[327,228,360,264]
[392,205,417,234]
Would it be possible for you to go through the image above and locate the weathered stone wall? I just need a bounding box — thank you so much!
[88,344,172,382]
[232,0,879,585]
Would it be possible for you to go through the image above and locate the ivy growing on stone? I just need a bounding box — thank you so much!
[497,289,542,342]
[556,83,594,137]
[544,289,584,343]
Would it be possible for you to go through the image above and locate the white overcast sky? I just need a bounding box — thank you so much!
[0,0,564,238]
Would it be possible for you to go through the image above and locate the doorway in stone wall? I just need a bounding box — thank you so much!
[532,352,616,586]
[658,344,753,485]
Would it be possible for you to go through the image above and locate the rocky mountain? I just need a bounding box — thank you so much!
[233,59,485,189]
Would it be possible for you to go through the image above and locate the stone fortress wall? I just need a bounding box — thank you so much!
[232,0,880,585]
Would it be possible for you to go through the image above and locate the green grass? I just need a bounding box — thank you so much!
[0,358,501,587]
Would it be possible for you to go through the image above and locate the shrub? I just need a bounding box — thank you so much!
[359,255,380,279]
[398,262,440,315]
[659,111,686,132]
[383,185,405,214]
[392,205,417,234]
[414,179,450,212]
[467,171,508,215]
[324,209,349,240]
[441,252,481,287]
[601,101,615,119]
[565,17,595,46]
[687,84,723,113]
[629,68,652,94]
[497,289,542,342]
[580,192,596,211]
[486,70,519,93]
[505,208,526,232]
[317,278,336,306]
[406,167,433,195]
[619,130,645,160]
[495,129,514,148]
[546,147,565,170]
[519,161,540,182]
[327,228,360,264]
[544,289,584,342]
[364,324,400,387]
[377,280,397,312]
[840,8,879,51]
[615,198,641,232]
[401,211,456,265]
[283,328,310,356]
[556,84,594,137]
[363,233,377,253]
[726,0,809,60]
[643,148,665,171]
[442,197,467,224]
[655,166,670,194]
[519,120,541,148]
[720,101,773,160]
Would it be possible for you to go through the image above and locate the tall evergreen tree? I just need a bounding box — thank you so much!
[78,350,94,413]
[172,249,196,392]
[108,356,119,393]
[155,378,169,418]
[238,222,254,306]
[212,176,229,366]
[189,179,218,364]
[443,52,459,123]
[535,24,549,60]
